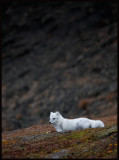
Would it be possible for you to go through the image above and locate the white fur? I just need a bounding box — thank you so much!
[49,111,104,132]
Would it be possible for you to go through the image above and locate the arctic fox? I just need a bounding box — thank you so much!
[49,111,104,132]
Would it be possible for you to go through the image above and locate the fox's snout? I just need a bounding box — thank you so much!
[49,121,51,124]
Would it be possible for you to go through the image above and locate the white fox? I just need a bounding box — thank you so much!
[49,111,104,132]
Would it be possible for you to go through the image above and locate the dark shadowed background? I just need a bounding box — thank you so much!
[2,1,117,131]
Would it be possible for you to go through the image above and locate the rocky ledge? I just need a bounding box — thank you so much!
[2,115,117,159]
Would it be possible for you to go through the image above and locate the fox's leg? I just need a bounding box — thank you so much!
[76,121,82,130]
[56,128,63,132]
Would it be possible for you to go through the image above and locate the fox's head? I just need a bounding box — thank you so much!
[49,111,60,125]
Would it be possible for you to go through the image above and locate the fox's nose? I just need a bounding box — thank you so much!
[49,121,51,124]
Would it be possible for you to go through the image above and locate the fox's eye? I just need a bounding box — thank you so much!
[53,118,55,120]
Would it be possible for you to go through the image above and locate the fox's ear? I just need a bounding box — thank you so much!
[56,111,60,115]
[50,111,53,114]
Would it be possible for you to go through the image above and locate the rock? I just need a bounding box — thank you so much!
[15,114,23,120]
[78,98,94,110]
[46,149,70,159]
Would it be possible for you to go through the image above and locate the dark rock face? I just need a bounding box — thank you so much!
[2,1,117,131]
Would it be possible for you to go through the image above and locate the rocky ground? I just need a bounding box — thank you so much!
[2,115,117,159]
[2,1,117,131]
